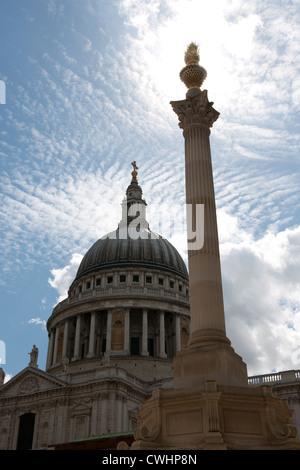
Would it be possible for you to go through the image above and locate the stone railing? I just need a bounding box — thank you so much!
[248,369,300,387]
[52,284,189,314]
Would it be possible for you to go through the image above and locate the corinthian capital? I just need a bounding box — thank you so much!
[170,90,219,131]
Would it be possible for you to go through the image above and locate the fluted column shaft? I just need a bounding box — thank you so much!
[171,91,229,347]
[184,124,226,342]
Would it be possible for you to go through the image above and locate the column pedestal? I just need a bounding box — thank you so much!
[130,381,300,450]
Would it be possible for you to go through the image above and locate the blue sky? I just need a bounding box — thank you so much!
[0,0,299,381]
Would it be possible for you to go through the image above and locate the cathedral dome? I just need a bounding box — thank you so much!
[75,161,188,282]
[75,227,188,281]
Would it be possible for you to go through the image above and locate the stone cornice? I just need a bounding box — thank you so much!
[170,90,219,132]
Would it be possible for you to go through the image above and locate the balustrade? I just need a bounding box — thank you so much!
[248,370,300,386]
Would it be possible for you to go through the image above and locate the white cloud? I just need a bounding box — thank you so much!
[4,374,12,384]
[48,253,83,303]
[28,317,47,330]
[219,211,300,376]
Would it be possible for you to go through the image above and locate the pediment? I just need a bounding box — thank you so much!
[0,366,67,398]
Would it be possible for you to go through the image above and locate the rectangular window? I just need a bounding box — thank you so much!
[148,338,154,357]
[96,278,101,286]
[158,278,164,286]
[107,276,113,284]
[86,281,91,289]
[120,275,126,283]
[130,337,140,355]
[170,280,174,288]
[133,275,139,283]
[146,276,152,284]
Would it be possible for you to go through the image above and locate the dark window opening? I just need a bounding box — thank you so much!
[107,276,113,284]
[148,338,154,357]
[146,276,152,284]
[130,337,140,355]
[133,275,139,283]
[16,413,35,450]
[120,275,126,283]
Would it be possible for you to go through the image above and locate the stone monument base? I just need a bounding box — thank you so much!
[173,339,248,389]
[130,381,300,450]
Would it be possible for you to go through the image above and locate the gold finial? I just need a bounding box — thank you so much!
[131,161,138,183]
[180,42,207,92]
[184,42,200,65]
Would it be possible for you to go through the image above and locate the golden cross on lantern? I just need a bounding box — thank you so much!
[131,161,138,183]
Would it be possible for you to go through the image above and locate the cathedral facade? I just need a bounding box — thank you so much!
[0,168,191,450]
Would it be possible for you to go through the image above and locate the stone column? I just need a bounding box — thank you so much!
[124,308,130,354]
[159,310,167,358]
[46,329,55,370]
[106,309,112,354]
[170,46,247,388]
[72,314,81,361]
[52,325,59,365]
[87,311,96,358]
[171,93,228,347]
[142,308,149,356]
[62,319,69,359]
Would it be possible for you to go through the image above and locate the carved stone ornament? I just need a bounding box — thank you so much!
[18,377,39,395]
[170,90,220,132]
